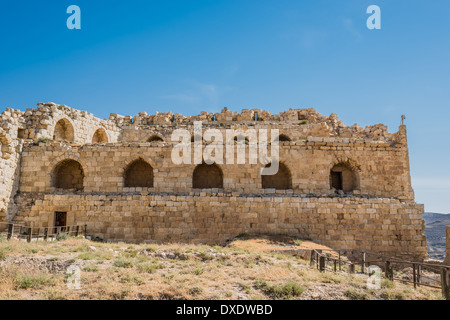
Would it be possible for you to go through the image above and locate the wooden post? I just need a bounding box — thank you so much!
[348,263,355,274]
[316,250,322,269]
[57,227,61,238]
[385,261,393,281]
[413,264,417,289]
[319,256,325,272]
[361,252,366,274]
[417,264,421,287]
[7,224,13,240]
[44,228,48,241]
[338,251,341,271]
[309,251,315,267]
[441,268,450,300]
[75,225,80,237]
[84,224,87,235]
[334,259,337,272]
[27,227,32,243]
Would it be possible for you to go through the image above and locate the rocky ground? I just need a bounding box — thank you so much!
[0,234,444,300]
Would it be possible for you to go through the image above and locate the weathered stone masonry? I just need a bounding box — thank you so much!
[0,102,427,260]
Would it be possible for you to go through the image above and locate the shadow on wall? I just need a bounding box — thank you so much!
[53,119,74,142]
[92,128,108,143]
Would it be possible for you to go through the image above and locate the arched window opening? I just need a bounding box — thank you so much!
[193,163,223,189]
[147,135,164,143]
[124,159,154,188]
[261,162,292,190]
[330,163,358,192]
[92,128,108,143]
[278,134,291,142]
[53,119,75,142]
[52,160,84,190]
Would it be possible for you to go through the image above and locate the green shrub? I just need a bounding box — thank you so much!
[83,265,99,272]
[344,289,370,300]
[193,268,204,275]
[16,273,54,289]
[253,280,304,299]
[188,286,203,296]
[37,137,53,143]
[56,233,70,241]
[137,262,164,273]
[113,258,134,268]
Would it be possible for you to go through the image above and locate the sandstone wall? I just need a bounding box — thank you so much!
[13,193,427,260]
[0,102,427,260]
[0,110,24,225]
[18,137,413,199]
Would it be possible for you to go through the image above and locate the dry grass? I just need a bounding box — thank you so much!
[0,235,445,300]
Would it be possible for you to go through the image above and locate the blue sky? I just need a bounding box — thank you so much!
[0,0,449,212]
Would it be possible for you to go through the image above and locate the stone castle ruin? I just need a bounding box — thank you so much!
[0,102,428,260]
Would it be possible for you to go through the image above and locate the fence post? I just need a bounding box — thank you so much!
[316,249,322,269]
[441,268,450,300]
[413,264,417,289]
[319,256,325,272]
[44,228,48,241]
[75,225,80,237]
[348,263,355,274]
[84,224,87,236]
[7,224,14,240]
[334,259,337,272]
[417,264,421,287]
[27,227,32,243]
[361,252,366,274]
[385,261,393,281]
[338,251,341,271]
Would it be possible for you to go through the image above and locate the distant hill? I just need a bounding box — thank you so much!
[423,212,450,260]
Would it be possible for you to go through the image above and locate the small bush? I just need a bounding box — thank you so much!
[188,286,203,296]
[381,279,395,289]
[83,265,99,272]
[253,281,304,299]
[114,258,134,268]
[0,251,5,260]
[56,233,69,241]
[344,289,370,300]
[199,252,214,262]
[137,262,164,273]
[193,268,204,275]
[15,273,54,289]
[37,137,53,143]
